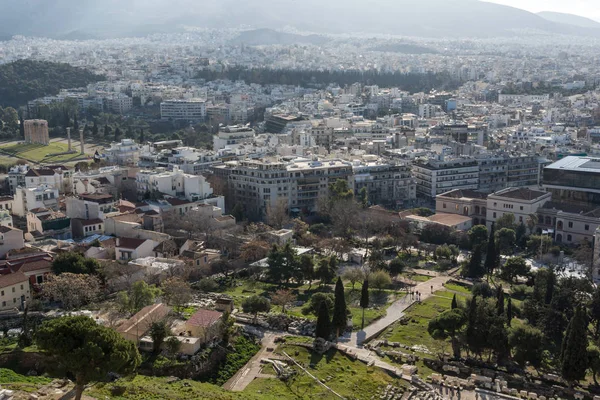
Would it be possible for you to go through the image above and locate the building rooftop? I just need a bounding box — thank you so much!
[187,308,222,328]
[544,156,600,173]
[437,189,488,200]
[116,237,147,249]
[0,271,28,289]
[491,187,548,201]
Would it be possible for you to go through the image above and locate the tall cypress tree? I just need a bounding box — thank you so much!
[466,245,483,278]
[332,277,348,338]
[451,294,458,309]
[496,285,504,316]
[315,301,331,340]
[506,297,513,326]
[360,279,369,329]
[561,306,589,384]
[139,128,145,143]
[484,224,497,277]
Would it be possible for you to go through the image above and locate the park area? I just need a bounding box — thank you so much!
[0,141,87,164]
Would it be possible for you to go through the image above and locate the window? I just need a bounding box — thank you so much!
[567,235,572,241]
[443,203,446,209]
[520,206,523,210]
[568,222,573,228]
[12,287,15,293]
[20,285,23,290]
[1,301,4,307]
[585,224,590,231]
[1,290,3,296]
[493,212,497,218]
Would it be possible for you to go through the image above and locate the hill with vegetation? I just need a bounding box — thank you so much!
[0,59,104,108]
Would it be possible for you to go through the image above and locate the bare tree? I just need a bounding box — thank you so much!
[265,198,290,229]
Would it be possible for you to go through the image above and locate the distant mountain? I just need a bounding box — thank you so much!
[537,11,600,29]
[0,0,600,39]
[369,43,439,55]
[230,29,328,46]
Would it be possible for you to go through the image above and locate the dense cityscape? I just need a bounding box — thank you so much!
[1,1,600,399]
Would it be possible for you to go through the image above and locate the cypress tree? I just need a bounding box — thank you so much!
[92,121,99,136]
[545,269,555,305]
[315,301,331,340]
[140,128,145,143]
[332,277,348,338]
[561,306,589,384]
[466,245,483,278]
[496,285,504,316]
[451,294,458,309]
[114,127,121,142]
[506,297,513,326]
[360,279,369,329]
[484,224,497,277]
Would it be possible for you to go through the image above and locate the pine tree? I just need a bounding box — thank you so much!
[561,306,589,384]
[484,224,497,277]
[332,277,348,338]
[360,279,369,329]
[506,297,513,326]
[315,301,331,340]
[496,285,504,316]
[451,294,458,309]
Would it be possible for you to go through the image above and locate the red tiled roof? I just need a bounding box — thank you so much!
[166,198,192,206]
[26,169,56,177]
[187,309,222,328]
[79,218,103,226]
[116,237,147,249]
[0,272,28,289]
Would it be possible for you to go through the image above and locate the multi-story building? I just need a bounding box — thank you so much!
[136,167,215,202]
[0,226,25,258]
[23,119,49,145]
[13,185,59,217]
[226,158,290,220]
[537,201,600,245]
[105,94,133,114]
[7,165,29,194]
[543,156,600,207]
[24,166,72,193]
[26,208,71,241]
[288,158,353,214]
[212,125,255,151]
[66,193,117,221]
[486,187,551,229]
[352,161,416,208]
[412,157,480,199]
[104,139,141,166]
[160,98,206,121]
[476,154,546,193]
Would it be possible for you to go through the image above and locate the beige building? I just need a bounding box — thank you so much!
[179,308,223,344]
[486,188,551,230]
[537,202,600,245]
[0,272,30,311]
[24,120,50,145]
[436,189,488,226]
[0,226,25,258]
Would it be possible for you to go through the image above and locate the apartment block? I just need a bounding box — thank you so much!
[160,98,206,121]
[412,157,480,199]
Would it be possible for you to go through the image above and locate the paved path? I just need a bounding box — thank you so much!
[340,274,453,347]
[223,332,278,391]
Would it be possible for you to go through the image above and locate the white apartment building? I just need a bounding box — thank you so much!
[13,185,59,217]
[212,125,256,151]
[412,158,480,199]
[352,161,416,207]
[486,187,551,229]
[136,167,214,201]
[104,139,141,166]
[105,94,133,114]
[24,166,72,193]
[160,98,206,121]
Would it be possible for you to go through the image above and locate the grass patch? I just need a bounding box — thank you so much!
[0,142,86,163]
[88,374,256,400]
[443,281,472,294]
[245,344,404,399]
[0,368,52,393]
[408,274,432,282]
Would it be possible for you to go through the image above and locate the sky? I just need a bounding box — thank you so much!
[484,0,600,21]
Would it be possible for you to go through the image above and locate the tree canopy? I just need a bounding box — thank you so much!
[36,316,140,400]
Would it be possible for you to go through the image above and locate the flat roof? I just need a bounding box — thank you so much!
[544,156,600,173]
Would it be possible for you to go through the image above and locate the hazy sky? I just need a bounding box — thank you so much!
[484,0,600,20]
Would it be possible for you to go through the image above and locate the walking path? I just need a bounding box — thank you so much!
[223,332,278,391]
[340,273,453,347]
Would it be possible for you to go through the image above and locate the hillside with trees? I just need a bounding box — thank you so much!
[0,59,104,108]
